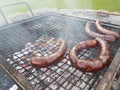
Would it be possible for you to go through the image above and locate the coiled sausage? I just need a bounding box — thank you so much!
[30,39,67,68]
[68,38,111,72]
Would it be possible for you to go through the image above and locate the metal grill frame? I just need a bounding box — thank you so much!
[0,12,120,90]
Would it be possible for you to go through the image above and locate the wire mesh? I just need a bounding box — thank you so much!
[0,13,119,90]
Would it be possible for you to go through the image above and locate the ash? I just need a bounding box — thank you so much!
[5,36,103,90]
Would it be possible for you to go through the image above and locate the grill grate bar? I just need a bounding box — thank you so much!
[5,35,120,90]
[0,13,120,90]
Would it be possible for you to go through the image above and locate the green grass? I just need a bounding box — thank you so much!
[0,0,120,16]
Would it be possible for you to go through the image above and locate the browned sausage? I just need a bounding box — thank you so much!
[85,22,115,43]
[30,39,67,68]
[95,19,120,39]
[68,38,111,72]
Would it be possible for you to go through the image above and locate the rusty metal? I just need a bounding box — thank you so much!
[96,11,120,16]
[96,48,120,90]
[0,55,37,90]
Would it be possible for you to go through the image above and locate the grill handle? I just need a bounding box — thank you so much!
[0,2,34,25]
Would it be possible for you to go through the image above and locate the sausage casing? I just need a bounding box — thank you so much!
[30,39,67,68]
[85,22,115,43]
[69,38,111,72]
[95,19,120,39]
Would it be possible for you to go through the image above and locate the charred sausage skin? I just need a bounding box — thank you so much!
[69,38,111,72]
[30,39,67,68]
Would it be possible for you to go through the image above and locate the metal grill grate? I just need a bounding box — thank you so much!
[0,13,120,90]
[6,36,105,90]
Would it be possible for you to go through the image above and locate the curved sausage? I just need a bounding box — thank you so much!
[95,19,120,39]
[85,22,115,43]
[30,39,67,68]
[68,38,111,72]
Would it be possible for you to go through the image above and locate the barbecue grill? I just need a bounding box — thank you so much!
[0,2,120,90]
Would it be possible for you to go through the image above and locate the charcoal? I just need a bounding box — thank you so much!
[14,52,21,55]
[71,86,81,90]
[25,66,32,70]
[16,66,22,70]
[3,34,115,90]
[12,64,18,67]
[49,82,58,90]
[22,72,29,77]
[6,58,11,62]
[35,53,42,56]
[19,61,24,64]
[28,75,34,81]
[18,69,25,73]
[9,61,14,64]
[31,68,36,73]
[80,82,86,89]
[17,54,23,57]
[40,74,47,80]
[13,56,18,59]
